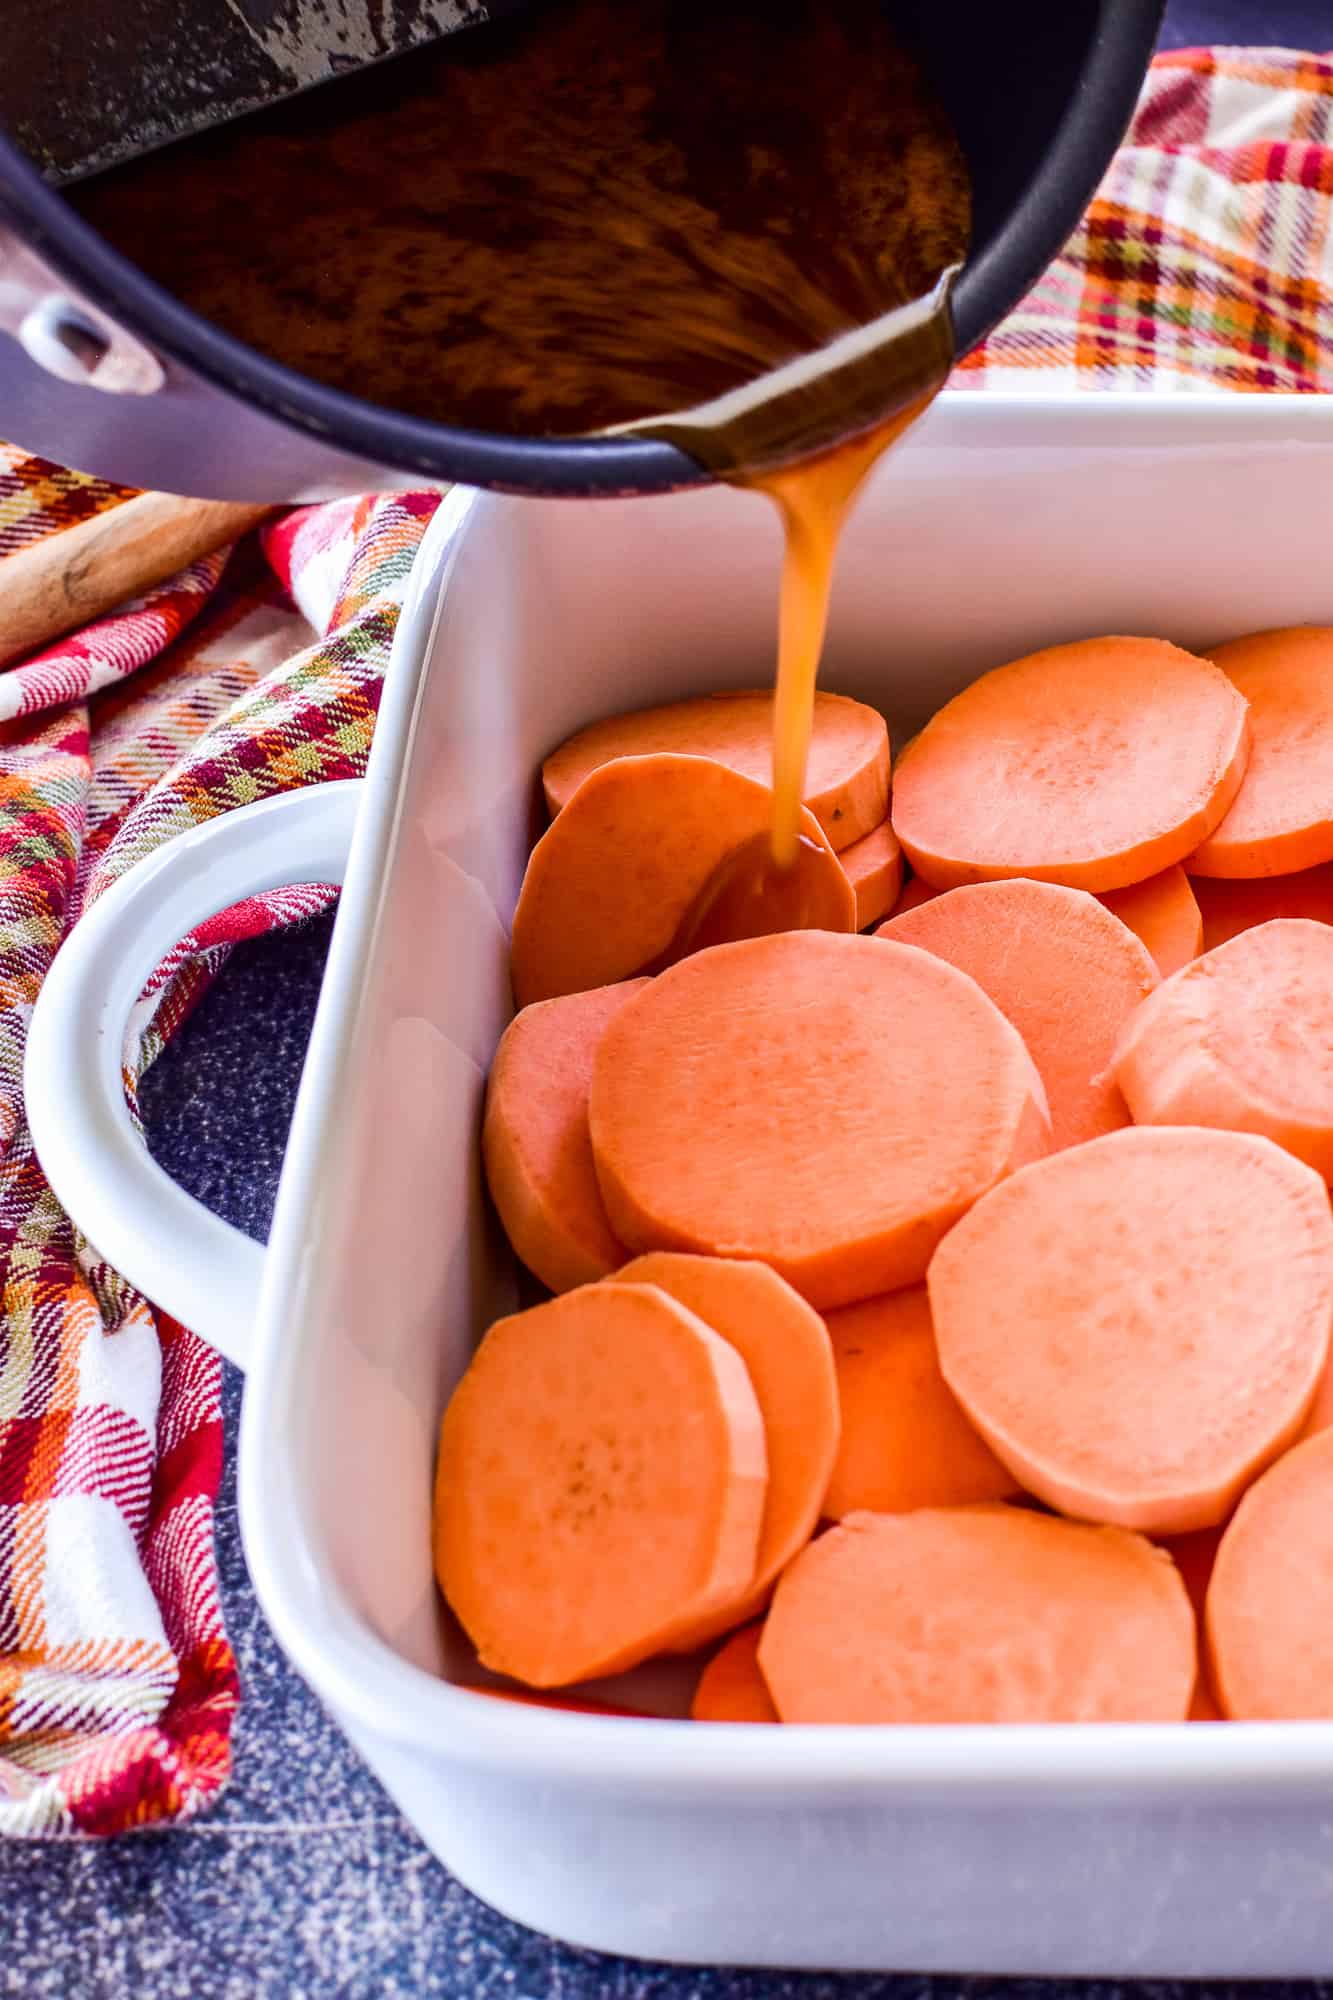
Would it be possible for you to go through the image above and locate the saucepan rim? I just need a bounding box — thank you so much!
[0,0,1163,493]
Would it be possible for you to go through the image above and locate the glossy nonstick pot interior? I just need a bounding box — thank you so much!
[0,0,1164,496]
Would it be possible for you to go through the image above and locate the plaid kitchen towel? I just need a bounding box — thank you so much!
[0,450,136,560]
[955,46,1333,392]
[0,487,441,1835]
[4,41,1333,1838]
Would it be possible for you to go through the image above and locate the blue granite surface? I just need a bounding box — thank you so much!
[1159,0,1331,45]
[8,2,1333,1989]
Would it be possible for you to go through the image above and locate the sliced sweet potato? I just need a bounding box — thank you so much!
[892,636,1251,892]
[930,1126,1333,1534]
[1190,626,1333,877]
[759,1506,1195,1722]
[542,689,889,850]
[879,879,1158,1150]
[1113,918,1333,1183]
[433,1282,767,1686]
[512,752,853,1005]
[841,818,903,929]
[589,931,1051,1309]
[691,1624,778,1723]
[483,980,646,1292]
[1207,1428,1333,1719]
[823,1285,1019,1516]
[615,1252,838,1640]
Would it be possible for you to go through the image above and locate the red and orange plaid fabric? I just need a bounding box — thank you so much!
[0,451,136,560]
[0,489,440,1836]
[955,47,1333,393]
[3,44,1333,1838]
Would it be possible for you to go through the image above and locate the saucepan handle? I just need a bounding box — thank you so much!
[24,780,364,1371]
[0,222,165,393]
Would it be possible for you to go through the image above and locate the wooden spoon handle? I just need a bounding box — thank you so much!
[0,491,274,667]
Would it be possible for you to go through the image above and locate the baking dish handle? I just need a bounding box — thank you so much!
[24,780,363,1372]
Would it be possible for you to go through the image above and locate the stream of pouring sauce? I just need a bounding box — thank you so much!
[657,399,944,963]
[639,393,947,966]
[647,300,955,958]
[754,401,934,870]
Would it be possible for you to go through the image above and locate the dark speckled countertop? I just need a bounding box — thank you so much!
[7,3,1333,1988]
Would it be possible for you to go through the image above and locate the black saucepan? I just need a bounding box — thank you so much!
[0,0,1165,500]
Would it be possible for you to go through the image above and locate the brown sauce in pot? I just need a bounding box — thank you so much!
[70,0,967,441]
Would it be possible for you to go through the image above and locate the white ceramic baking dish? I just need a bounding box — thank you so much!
[25,391,1333,1976]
